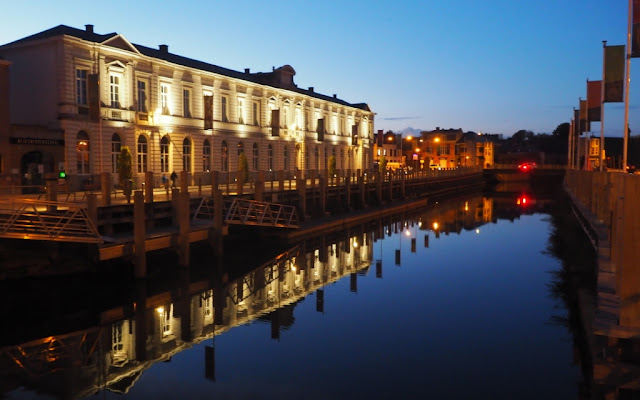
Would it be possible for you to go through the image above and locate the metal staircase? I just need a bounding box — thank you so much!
[0,199,103,243]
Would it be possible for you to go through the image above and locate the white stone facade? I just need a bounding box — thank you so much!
[0,25,374,188]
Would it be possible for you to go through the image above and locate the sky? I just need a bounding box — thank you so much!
[0,0,637,137]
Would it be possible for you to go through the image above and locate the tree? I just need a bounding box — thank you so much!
[117,146,133,202]
[378,155,388,173]
[552,122,570,140]
[328,155,336,177]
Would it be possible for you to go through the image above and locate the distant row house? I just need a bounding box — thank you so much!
[404,128,494,170]
[0,24,375,190]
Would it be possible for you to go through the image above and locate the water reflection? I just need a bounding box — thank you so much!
[0,184,598,399]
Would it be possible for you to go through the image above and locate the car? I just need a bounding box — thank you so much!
[517,162,536,172]
[429,164,441,170]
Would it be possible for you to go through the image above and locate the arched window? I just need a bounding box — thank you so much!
[111,133,121,174]
[160,136,170,173]
[252,143,259,171]
[183,137,192,172]
[203,139,211,172]
[267,144,274,171]
[137,135,148,173]
[284,146,289,171]
[76,131,90,174]
[221,141,228,172]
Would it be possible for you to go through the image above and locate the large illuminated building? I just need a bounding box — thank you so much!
[0,24,374,190]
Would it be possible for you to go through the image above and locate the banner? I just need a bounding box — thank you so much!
[633,0,640,57]
[586,80,602,122]
[579,99,590,133]
[604,45,625,102]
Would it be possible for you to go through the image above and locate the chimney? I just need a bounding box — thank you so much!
[333,94,337,98]
[378,130,383,134]
[244,68,250,74]
[85,24,94,34]
[436,127,440,131]
[308,87,314,92]
[159,44,168,53]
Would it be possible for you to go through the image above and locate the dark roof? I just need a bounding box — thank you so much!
[0,24,371,111]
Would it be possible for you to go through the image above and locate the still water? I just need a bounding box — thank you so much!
[1,187,591,399]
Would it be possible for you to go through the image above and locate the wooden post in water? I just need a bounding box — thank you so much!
[210,171,218,198]
[278,170,285,192]
[178,190,190,267]
[358,169,365,207]
[134,281,147,361]
[171,188,180,226]
[345,169,351,210]
[180,171,188,194]
[209,187,224,256]
[388,171,393,202]
[101,172,111,206]
[297,172,307,220]
[375,170,382,203]
[144,171,154,203]
[86,193,98,229]
[255,171,265,202]
[45,173,57,212]
[319,174,326,215]
[134,190,146,277]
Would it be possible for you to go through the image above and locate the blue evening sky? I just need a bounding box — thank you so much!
[1,0,637,137]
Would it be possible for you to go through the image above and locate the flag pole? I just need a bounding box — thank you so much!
[601,41,607,171]
[568,118,574,169]
[623,0,632,171]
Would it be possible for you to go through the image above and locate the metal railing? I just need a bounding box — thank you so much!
[0,199,103,243]
[225,198,299,228]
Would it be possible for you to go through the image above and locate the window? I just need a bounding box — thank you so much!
[203,139,211,172]
[295,107,302,130]
[137,80,148,112]
[314,147,319,170]
[221,96,228,122]
[221,141,229,172]
[267,144,273,171]
[253,101,260,126]
[137,135,148,173]
[76,131,90,174]
[109,74,121,108]
[237,142,244,156]
[252,143,259,171]
[158,305,173,337]
[183,88,192,118]
[76,69,88,110]
[161,83,170,115]
[438,145,450,156]
[183,138,192,172]
[111,133,121,174]
[284,146,289,171]
[238,99,244,124]
[160,136,169,173]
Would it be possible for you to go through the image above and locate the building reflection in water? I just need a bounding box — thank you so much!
[0,188,567,399]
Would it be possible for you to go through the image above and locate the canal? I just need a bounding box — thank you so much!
[0,182,598,399]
